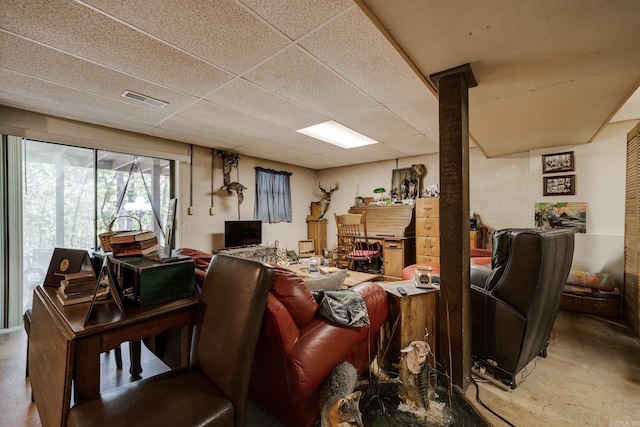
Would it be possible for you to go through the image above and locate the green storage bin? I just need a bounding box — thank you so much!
[110,255,196,307]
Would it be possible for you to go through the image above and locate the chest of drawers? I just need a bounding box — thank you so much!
[415,198,440,266]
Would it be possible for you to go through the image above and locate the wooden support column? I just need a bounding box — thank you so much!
[430,64,477,391]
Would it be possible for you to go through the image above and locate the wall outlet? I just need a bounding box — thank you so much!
[188,206,194,215]
[209,207,215,216]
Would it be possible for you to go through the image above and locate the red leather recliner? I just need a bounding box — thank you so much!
[249,267,388,427]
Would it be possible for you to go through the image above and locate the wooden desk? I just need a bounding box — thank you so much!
[28,285,199,427]
[378,281,439,372]
[348,205,416,279]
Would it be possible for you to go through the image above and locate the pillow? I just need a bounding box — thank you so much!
[270,267,318,327]
[303,269,348,291]
[566,271,616,291]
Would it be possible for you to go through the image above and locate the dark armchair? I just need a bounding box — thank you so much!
[68,254,274,427]
[470,228,575,387]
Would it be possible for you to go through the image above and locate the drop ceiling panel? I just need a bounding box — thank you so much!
[347,142,408,161]
[1,0,234,97]
[0,91,156,137]
[385,94,440,142]
[205,78,327,129]
[386,134,440,157]
[0,69,169,126]
[244,46,378,117]
[83,0,290,75]
[0,32,198,115]
[297,153,357,169]
[1,0,639,169]
[177,99,296,140]
[249,127,343,155]
[338,105,420,142]
[148,129,238,151]
[299,6,429,104]
[239,0,354,40]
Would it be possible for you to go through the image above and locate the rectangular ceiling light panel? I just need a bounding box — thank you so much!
[296,120,379,149]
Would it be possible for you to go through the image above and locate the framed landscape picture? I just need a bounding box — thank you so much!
[542,151,574,174]
[543,175,575,196]
[535,202,586,233]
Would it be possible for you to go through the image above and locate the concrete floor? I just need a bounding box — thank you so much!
[466,310,640,426]
[2,309,639,426]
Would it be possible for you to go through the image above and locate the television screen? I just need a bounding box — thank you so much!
[224,220,262,248]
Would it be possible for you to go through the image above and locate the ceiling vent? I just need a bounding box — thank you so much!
[121,90,168,108]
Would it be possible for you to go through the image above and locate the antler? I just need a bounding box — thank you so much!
[319,181,339,194]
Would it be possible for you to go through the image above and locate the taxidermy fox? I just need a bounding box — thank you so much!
[319,361,363,427]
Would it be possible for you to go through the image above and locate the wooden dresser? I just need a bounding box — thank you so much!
[415,198,440,266]
[347,205,415,278]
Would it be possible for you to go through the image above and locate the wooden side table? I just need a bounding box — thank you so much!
[378,281,439,372]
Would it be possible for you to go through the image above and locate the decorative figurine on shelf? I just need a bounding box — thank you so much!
[310,182,339,220]
[423,184,440,198]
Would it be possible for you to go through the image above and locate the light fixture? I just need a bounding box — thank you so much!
[121,90,168,108]
[296,120,379,149]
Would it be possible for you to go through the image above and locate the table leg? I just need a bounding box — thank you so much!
[179,325,192,367]
[74,337,101,404]
[129,340,142,376]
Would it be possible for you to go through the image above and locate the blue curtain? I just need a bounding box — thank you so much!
[254,167,292,223]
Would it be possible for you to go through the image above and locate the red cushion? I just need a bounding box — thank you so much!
[270,267,318,327]
[470,256,491,266]
[470,248,491,258]
[346,249,379,260]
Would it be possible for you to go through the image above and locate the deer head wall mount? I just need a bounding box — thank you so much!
[310,182,339,220]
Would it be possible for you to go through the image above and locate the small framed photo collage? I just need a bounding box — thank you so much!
[542,151,575,196]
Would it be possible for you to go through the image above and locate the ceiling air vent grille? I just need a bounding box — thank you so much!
[121,90,168,108]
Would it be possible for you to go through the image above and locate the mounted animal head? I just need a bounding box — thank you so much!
[310,182,339,220]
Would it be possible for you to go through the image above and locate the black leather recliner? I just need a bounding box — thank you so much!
[470,228,575,387]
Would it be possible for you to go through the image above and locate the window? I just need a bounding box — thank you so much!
[96,152,171,246]
[254,167,292,223]
[21,140,172,314]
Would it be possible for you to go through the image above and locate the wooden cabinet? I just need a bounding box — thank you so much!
[378,282,439,371]
[306,217,327,256]
[383,239,415,279]
[415,198,440,266]
[470,229,485,249]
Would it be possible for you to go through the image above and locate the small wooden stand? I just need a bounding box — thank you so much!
[378,281,439,372]
[306,216,327,256]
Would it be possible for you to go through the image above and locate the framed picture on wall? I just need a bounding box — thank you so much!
[543,175,575,196]
[542,151,574,174]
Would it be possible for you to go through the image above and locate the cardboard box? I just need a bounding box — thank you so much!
[109,255,196,307]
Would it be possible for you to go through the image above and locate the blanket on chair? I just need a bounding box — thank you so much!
[312,289,370,327]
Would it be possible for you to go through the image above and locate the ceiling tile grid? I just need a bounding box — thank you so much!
[1,0,235,97]
[243,45,379,118]
[298,6,429,105]
[1,0,639,169]
[82,0,291,75]
[0,32,198,115]
[204,78,328,130]
[238,0,354,41]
